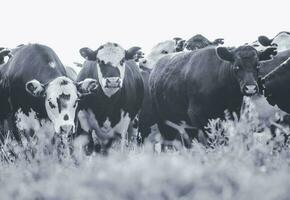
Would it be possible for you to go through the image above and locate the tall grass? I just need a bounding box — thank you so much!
[0,97,290,200]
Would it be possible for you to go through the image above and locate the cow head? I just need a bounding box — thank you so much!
[173,37,186,52]
[0,48,12,65]
[94,42,128,97]
[217,45,277,96]
[185,34,224,51]
[126,46,144,62]
[139,40,178,70]
[253,32,290,52]
[25,76,98,135]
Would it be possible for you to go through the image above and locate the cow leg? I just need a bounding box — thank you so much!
[187,104,208,145]
[127,117,138,143]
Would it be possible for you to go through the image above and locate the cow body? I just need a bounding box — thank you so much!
[77,43,144,153]
[0,44,97,141]
[149,46,273,147]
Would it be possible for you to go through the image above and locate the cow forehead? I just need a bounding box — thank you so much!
[234,46,258,59]
[151,40,176,53]
[46,77,77,98]
[97,43,125,66]
[273,32,290,43]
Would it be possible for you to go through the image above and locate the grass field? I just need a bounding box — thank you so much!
[1,98,290,200]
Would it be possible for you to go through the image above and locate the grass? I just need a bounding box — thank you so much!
[0,97,290,200]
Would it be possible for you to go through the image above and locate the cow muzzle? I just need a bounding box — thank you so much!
[243,84,258,96]
[59,124,74,135]
[105,77,122,89]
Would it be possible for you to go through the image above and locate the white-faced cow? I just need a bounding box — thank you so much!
[149,45,276,148]
[252,32,290,52]
[76,42,144,154]
[0,44,98,142]
[139,39,183,71]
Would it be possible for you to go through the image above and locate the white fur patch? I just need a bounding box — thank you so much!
[141,40,177,69]
[45,76,78,133]
[272,32,290,52]
[97,43,125,67]
[15,109,41,132]
[78,109,131,140]
[49,61,56,68]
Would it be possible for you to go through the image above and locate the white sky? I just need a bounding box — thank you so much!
[2,0,290,69]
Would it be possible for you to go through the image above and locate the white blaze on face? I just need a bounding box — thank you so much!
[96,42,126,97]
[45,76,79,134]
[49,61,56,68]
[140,40,177,69]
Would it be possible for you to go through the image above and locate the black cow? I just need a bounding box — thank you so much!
[185,34,224,51]
[149,45,276,148]
[260,54,290,113]
[0,44,98,142]
[76,42,144,153]
[126,46,144,62]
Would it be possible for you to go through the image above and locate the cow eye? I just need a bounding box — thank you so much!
[234,65,240,71]
[48,101,56,109]
[120,59,125,65]
[73,99,80,108]
[161,50,168,54]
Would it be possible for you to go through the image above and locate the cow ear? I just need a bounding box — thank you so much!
[25,80,46,97]
[258,35,273,47]
[258,46,277,61]
[212,38,224,45]
[79,47,97,61]
[76,78,98,95]
[216,47,234,62]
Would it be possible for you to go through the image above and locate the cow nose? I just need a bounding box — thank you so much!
[105,77,121,88]
[243,84,258,96]
[60,125,74,134]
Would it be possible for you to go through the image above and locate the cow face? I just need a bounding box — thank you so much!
[95,43,127,97]
[25,76,98,134]
[139,40,177,70]
[0,48,12,65]
[217,45,277,96]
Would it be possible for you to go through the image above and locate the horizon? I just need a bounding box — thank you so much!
[2,0,290,69]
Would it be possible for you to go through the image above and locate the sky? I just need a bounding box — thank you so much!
[1,0,290,68]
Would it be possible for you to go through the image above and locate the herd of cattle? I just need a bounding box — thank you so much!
[1,32,290,153]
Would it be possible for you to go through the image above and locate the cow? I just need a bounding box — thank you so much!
[138,36,223,145]
[148,45,276,148]
[126,46,144,62]
[0,48,12,65]
[259,54,290,113]
[184,34,224,51]
[76,42,144,154]
[139,39,182,71]
[0,44,98,143]
[253,31,290,52]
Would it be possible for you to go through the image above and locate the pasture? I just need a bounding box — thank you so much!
[0,98,289,200]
